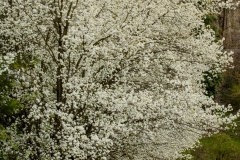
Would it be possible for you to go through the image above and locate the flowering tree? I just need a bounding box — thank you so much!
[0,0,239,159]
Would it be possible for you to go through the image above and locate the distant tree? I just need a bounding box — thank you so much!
[219,53,240,111]
[190,133,240,160]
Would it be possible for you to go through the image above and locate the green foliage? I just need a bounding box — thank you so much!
[11,53,38,70]
[219,65,240,112]
[204,14,222,41]
[220,66,240,111]
[203,71,222,98]
[204,14,218,25]
[0,125,17,160]
[229,83,240,106]
[0,72,23,124]
[0,71,22,159]
[190,133,240,160]
[201,14,223,98]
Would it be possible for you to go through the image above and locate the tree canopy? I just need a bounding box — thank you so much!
[0,0,239,159]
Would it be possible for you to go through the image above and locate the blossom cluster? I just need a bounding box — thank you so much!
[0,0,238,159]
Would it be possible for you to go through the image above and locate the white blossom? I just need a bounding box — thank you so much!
[0,0,239,159]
